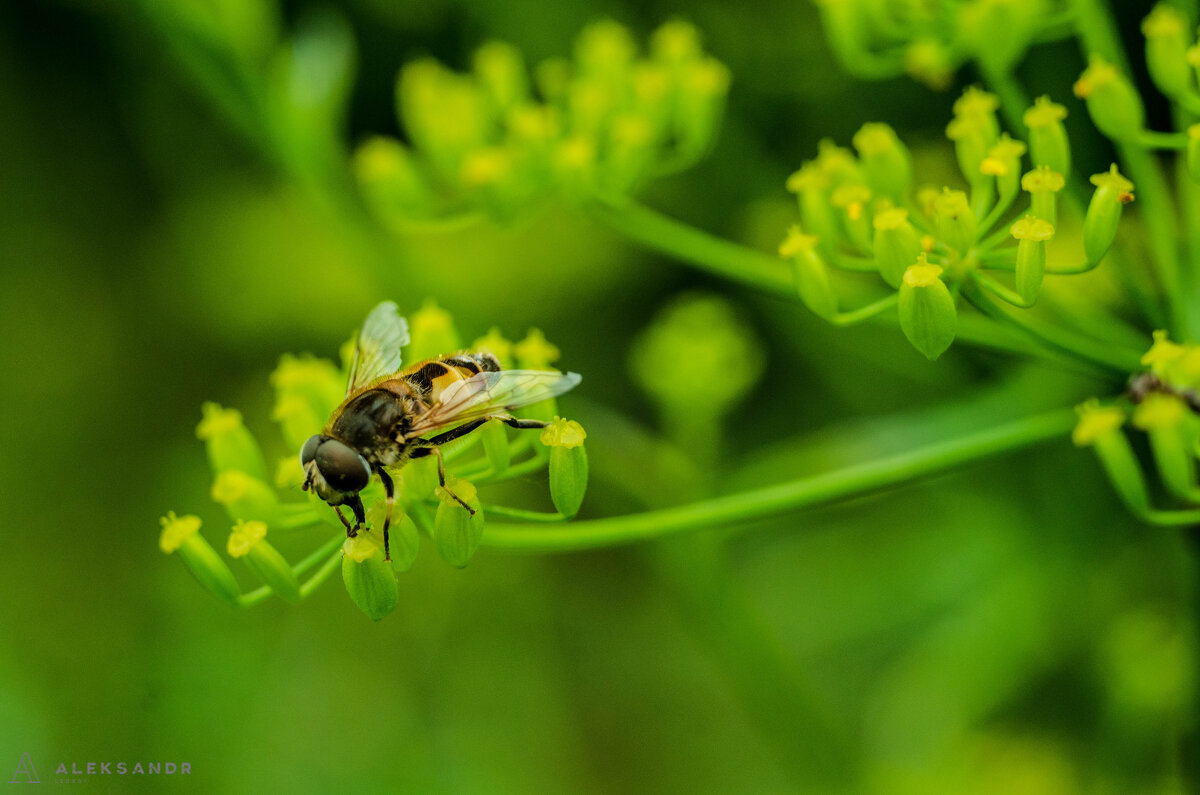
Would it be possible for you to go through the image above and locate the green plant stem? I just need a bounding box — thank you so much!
[831,293,898,326]
[973,270,1034,308]
[479,504,569,522]
[481,408,1077,552]
[963,281,1142,372]
[1134,131,1189,151]
[237,533,344,607]
[587,196,795,295]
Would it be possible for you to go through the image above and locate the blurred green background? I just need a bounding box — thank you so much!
[0,0,1195,792]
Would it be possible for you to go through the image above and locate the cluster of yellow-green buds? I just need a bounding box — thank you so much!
[1073,332,1200,523]
[814,0,1071,88]
[779,85,1134,361]
[160,300,588,621]
[354,19,729,225]
[1073,3,1200,184]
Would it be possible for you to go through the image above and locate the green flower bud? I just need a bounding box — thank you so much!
[400,456,438,502]
[471,327,514,368]
[1023,97,1071,180]
[651,18,703,67]
[342,531,399,620]
[211,470,279,525]
[364,499,420,572]
[830,183,873,251]
[946,114,992,184]
[1073,401,1148,511]
[786,164,838,248]
[481,418,511,475]
[1187,125,1200,185]
[227,520,300,604]
[873,207,923,289]
[779,227,838,321]
[1142,4,1193,99]
[1010,215,1054,305]
[473,41,528,112]
[905,39,954,90]
[1074,57,1146,142]
[979,134,1027,206]
[397,59,492,178]
[541,418,588,518]
[160,513,240,606]
[1133,393,1198,500]
[406,298,460,362]
[270,353,344,450]
[354,137,436,223]
[898,256,957,361]
[434,478,484,568]
[953,86,1001,143]
[675,57,731,160]
[1021,166,1065,227]
[959,0,1043,74]
[933,189,977,254]
[852,123,912,199]
[1084,165,1135,264]
[196,402,268,482]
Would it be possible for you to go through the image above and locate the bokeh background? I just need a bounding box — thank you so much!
[0,0,1195,792]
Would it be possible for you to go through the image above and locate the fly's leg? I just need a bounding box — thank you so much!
[377,469,395,561]
[412,446,476,515]
[334,506,356,536]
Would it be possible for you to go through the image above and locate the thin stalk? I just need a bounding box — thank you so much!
[830,293,899,326]
[481,408,1077,552]
[587,197,795,295]
[237,533,344,607]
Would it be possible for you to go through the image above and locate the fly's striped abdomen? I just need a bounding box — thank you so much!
[396,352,501,407]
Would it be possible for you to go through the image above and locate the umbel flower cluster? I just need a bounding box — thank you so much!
[814,0,1073,87]
[160,302,588,620]
[354,18,730,224]
[779,86,1132,361]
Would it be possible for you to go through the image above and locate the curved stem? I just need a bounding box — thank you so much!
[480,504,569,522]
[830,293,898,326]
[237,533,343,607]
[481,408,1077,552]
[586,196,794,295]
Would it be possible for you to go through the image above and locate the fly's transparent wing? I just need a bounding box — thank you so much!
[346,301,410,395]
[407,370,582,437]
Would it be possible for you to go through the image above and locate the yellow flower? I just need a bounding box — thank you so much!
[540,417,587,448]
[159,512,201,555]
[227,519,268,559]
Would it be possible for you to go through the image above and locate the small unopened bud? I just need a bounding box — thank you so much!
[364,500,421,572]
[1074,57,1146,142]
[779,227,837,321]
[852,123,912,199]
[830,183,873,250]
[786,163,838,246]
[160,513,241,606]
[905,39,954,90]
[227,520,301,604]
[473,41,528,112]
[1023,97,1071,180]
[354,137,436,223]
[1132,392,1197,500]
[933,189,977,254]
[407,298,461,362]
[979,135,1027,205]
[1021,166,1066,227]
[342,531,399,620]
[1073,401,1149,512]
[541,418,589,518]
[211,470,279,525]
[434,477,484,568]
[898,256,957,361]
[196,402,268,482]
[1142,5,1193,99]
[1084,165,1135,264]
[1010,215,1055,305]
[873,208,923,289]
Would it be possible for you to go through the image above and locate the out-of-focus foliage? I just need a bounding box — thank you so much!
[0,0,1196,793]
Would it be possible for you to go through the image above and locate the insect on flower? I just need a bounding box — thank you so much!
[300,301,581,560]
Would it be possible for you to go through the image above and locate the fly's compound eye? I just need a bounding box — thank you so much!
[314,439,372,494]
[300,435,324,466]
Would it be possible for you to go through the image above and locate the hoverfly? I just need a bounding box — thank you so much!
[300,301,581,560]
